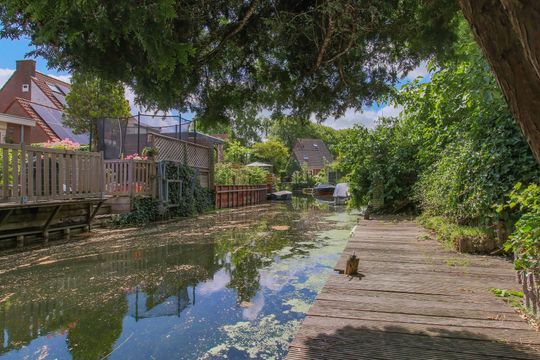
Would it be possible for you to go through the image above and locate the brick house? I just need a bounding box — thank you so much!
[0,60,88,144]
[292,138,334,175]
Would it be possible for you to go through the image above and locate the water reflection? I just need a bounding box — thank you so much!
[0,200,357,359]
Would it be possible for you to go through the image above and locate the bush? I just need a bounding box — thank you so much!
[215,163,267,185]
[419,215,495,253]
[114,162,214,226]
[113,197,161,226]
[498,183,540,270]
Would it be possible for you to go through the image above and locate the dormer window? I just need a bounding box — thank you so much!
[303,156,309,160]
[313,144,318,148]
[22,84,29,92]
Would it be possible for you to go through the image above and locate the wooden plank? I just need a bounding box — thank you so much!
[19,145,28,197]
[50,153,57,197]
[11,148,18,199]
[287,220,540,360]
[43,152,49,197]
[35,151,42,197]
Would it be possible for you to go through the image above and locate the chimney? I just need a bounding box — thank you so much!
[15,60,35,99]
[16,60,36,77]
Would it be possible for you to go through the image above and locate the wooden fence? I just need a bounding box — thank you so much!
[518,267,540,319]
[104,160,157,197]
[215,184,268,209]
[148,133,213,188]
[0,144,104,203]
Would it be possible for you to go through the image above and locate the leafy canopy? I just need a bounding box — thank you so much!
[1,0,459,123]
[251,139,289,175]
[63,72,131,134]
[335,23,539,221]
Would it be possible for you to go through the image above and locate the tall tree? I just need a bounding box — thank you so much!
[3,0,539,159]
[251,139,289,174]
[458,1,540,161]
[63,72,131,149]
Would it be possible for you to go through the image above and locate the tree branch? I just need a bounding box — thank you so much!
[200,0,260,62]
[312,15,334,72]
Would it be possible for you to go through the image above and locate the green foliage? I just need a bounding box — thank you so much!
[490,288,524,299]
[266,116,348,156]
[197,107,263,145]
[215,163,267,185]
[223,140,251,164]
[335,23,539,221]
[63,72,131,134]
[0,0,459,121]
[419,215,492,252]
[498,183,540,271]
[114,162,214,226]
[251,139,289,175]
[335,119,418,213]
[114,197,161,226]
[290,163,316,190]
[141,146,158,158]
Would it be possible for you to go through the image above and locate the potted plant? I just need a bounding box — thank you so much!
[142,146,158,160]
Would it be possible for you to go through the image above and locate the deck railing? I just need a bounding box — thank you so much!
[104,159,157,197]
[517,267,540,318]
[215,184,267,209]
[0,143,104,203]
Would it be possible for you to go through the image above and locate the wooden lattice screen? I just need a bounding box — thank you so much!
[148,133,213,188]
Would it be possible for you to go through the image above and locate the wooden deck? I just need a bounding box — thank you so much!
[287,220,540,360]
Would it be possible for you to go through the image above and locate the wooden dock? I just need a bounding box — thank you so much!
[287,220,540,359]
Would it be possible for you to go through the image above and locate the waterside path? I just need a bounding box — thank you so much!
[287,220,540,359]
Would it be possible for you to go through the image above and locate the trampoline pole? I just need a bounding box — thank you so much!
[137,112,141,153]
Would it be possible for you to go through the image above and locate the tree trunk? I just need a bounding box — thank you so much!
[459,0,540,162]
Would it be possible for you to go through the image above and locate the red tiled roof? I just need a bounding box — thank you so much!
[292,139,334,170]
[10,97,60,141]
[32,72,70,110]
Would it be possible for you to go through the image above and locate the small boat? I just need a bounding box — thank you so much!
[314,184,335,196]
[313,183,335,201]
[333,183,350,205]
[270,190,293,200]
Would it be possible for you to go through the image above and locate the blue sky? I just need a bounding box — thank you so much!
[0,37,429,129]
[0,37,69,77]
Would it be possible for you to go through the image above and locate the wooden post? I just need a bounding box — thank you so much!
[128,160,134,198]
[345,253,360,275]
[16,235,24,248]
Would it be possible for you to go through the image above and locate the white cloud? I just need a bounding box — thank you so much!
[403,61,430,81]
[198,269,231,295]
[242,292,265,321]
[48,74,71,83]
[0,68,15,88]
[323,104,403,130]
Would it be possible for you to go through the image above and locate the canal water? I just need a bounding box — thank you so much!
[0,200,358,359]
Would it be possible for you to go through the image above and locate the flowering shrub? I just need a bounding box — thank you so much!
[33,139,82,151]
[124,153,148,160]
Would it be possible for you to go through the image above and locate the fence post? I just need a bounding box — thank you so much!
[128,160,134,198]
[100,152,105,198]
[20,143,26,202]
[208,147,214,189]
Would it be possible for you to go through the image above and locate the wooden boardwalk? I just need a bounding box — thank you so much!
[287,220,540,360]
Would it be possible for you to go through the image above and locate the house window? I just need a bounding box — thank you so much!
[303,156,309,160]
[313,144,318,148]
